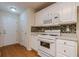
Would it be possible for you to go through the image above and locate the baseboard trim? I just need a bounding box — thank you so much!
[0,45,2,47]
[1,43,20,47]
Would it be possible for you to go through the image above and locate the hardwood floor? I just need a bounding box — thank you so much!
[0,44,38,57]
[0,48,1,57]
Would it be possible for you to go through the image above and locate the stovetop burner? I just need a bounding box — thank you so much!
[49,34,58,36]
[41,34,58,36]
[41,34,48,35]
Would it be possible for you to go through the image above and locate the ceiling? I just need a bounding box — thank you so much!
[0,2,55,15]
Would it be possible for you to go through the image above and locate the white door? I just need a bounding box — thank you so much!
[0,18,3,47]
[2,15,17,46]
[0,21,1,46]
[20,15,27,47]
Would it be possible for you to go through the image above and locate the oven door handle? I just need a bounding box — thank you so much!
[38,39,55,43]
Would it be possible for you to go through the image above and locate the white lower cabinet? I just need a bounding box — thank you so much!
[56,39,77,57]
[31,35,38,51]
[56,53,66,57]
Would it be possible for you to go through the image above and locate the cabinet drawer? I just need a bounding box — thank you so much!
[31,36,38,51]
[56,44,77,57]
[56,53,67,57]
[56,39,77,47]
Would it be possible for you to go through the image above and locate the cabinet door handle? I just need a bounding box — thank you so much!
[64,42,66,44]
[54,16,58,19]
[64,50,66,52]
[24,33,27,34]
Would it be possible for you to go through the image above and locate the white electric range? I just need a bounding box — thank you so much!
[37,30,60,57]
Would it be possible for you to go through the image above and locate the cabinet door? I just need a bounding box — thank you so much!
[35,11,43,26]
[42,4,58,26]
[30,13,35,26]
[56,53,67,57]
[42,8,52,26]
[59,2,76,24]
[57,44,77,57]
[31,36,38,51]
[51,3,60,25]
[56,39,77,57]
[35,13,40,26]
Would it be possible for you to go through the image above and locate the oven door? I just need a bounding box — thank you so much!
[38,38,56,56]
[40,41,50,49]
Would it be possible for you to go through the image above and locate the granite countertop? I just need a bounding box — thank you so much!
[31,32,45,36]
[60,33,77,42]
[31,32,77,42]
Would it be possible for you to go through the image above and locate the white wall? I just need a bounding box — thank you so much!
[19,9,35,50]
[0,9,35,49]
[0,11,19,46]
[0,16,3,47]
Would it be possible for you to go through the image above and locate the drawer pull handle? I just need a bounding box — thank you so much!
[64,42,66,44]
[64,50,66,52]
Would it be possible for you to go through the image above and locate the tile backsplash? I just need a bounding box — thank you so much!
[31,23,76,33]
[60,24,76,33]
[31,26,60,32]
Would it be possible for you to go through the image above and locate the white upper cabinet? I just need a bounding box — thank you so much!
[35,11,43,26]
[59,2,77,24]
[35,12,40,26]
[42,6,53,26]
[41,3,60,26]
[35,3,60,26]
[35,2,77,26]
[51,3,60,25]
